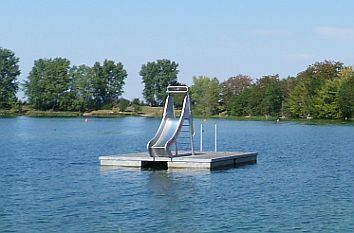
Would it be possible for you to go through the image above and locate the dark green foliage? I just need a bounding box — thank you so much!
[259,75,283,116]
[169,80,186,108]
[313,79,341,119]
[288,82,309,117]
[118,98,130,112]
[24,59,127,112]
[131,98,143,113]
[131,98,142,106]
[228,88,252,116]
[140,59,178,106]
[221,75,252,108]
[0,48,20,109]
[190,76,220,116]
[226,75,283,117]
[70,65,95,111]
[338,69,354,118]
[24,58,71,111]
[278,77,297,117]
[4,50,354,120]
[91,60,127,109]
[288,61,343,118]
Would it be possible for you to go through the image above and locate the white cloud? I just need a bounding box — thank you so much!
[315,26,354,39]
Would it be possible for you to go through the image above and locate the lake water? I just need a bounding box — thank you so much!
[1,117,354,232]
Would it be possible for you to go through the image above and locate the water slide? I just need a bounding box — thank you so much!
[147,86,194,157]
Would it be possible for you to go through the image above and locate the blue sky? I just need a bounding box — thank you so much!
[2,0,354,100]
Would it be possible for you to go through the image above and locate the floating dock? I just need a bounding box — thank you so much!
[99,151,257,169]
[99,86,258,170]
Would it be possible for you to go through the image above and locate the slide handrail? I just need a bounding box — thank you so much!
[147,86,194,157]
[165,95,190,148]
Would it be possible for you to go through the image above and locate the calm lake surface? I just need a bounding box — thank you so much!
[1,117,354,232]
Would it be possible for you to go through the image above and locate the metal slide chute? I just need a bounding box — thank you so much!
[147,86,194,158]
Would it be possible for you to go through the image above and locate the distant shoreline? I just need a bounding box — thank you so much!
[1,109,353,124]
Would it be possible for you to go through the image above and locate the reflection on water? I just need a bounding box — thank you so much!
[100,165,212,175]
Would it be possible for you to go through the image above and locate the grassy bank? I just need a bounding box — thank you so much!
[206,115,278,121]
[24,110,82,117]
[0,110,18,117]
[1,106,352,124]
[209,114,353,123]
[81,106,164,117]
[7,106,164,118]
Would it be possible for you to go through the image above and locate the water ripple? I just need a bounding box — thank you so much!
[1,117,354,232]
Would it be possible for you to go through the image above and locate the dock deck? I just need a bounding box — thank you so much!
[99,151,257,169]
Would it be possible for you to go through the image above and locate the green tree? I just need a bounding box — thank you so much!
[288,82,310,117]
[228,88,252,116]
[279,76,297,117]
[221,74,252,108]
[91,60,127,109]
[70,65,94,111]
[313,79,341,119]
[190,76,220,116]
[131,98,142,106]
[288,61,343,117]
[131,98,143,113]
[227,75,283,117]
[140,59,178,106]
[91,62,105,108]
[102,60,127,103]
[24,58,71,110]
[259,75,283,116]
[338,68,354,118]
[118,98,130,112]
[0,47,20,109]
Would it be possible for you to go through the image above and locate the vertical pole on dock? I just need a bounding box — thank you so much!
[200,124,203,152]
[214,124,218,152]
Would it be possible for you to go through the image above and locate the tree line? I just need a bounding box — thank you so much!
[24,58,127,111]
[0,47,180,112]
[191,61,354,119]
[1,47,354,119]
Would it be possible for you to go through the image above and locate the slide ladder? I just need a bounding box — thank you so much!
[147,86,194,158]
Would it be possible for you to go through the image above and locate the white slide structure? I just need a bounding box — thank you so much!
[147,86,194,158]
